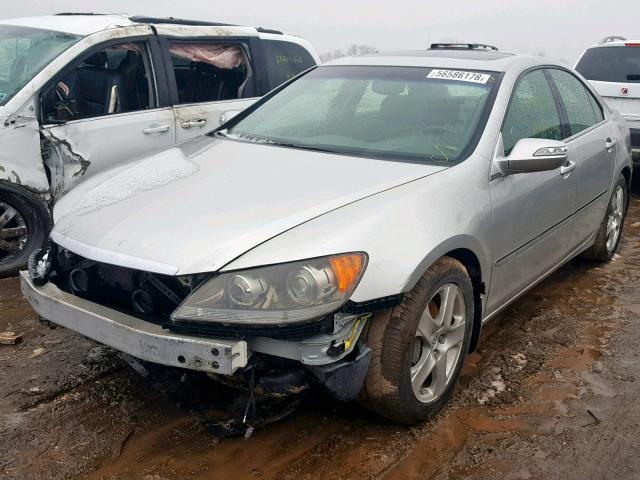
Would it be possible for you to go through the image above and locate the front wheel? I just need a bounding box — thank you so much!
[582,174,628,262]
[0,182,51,278]
[358,257,474,424]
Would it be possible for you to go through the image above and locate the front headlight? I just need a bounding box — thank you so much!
[171,253,367,325]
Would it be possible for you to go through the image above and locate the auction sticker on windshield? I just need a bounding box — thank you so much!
[427,69,491,84]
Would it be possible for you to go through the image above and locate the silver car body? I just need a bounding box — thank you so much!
[23,50,632,378]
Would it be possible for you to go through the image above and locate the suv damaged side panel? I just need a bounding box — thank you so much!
[0,25,155,199]
[41,128,91,199]
[0,108,50,196]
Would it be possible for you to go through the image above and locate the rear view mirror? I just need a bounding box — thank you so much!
[497,138,568,175]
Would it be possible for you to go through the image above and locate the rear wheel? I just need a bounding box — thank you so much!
[359,257,474,424]
[0,182,51,278]
[583,175,627,262]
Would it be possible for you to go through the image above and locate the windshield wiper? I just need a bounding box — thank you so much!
[218,132,343,154]
[263,141,344,155]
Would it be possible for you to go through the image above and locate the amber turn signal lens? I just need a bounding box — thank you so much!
[329,254,365,293]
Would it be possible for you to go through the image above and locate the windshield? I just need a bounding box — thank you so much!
[0,25,81,106]
[576,46,640,83]
[223,65,499,164]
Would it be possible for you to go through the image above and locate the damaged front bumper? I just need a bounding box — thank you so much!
[21,271,248,375]
[20,271,371,399]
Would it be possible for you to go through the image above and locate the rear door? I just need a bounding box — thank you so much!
[40,38,175,198]
[576,45,640,132]
[162,38,259,143]
[546,68,615,248]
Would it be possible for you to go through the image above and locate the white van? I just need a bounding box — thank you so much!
[0,13,319,276]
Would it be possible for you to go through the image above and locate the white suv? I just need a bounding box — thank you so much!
[0,13,319,277]
[576,36,640,161]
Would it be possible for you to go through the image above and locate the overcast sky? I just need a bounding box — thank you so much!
[2,0,639,63]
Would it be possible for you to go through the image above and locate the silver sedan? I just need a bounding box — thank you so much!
[22,44,632,424]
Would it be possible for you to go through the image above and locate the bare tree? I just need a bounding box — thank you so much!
[320,44,378,62]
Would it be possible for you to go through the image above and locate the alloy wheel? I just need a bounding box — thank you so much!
[0,201,28,264]
[605,185,624,254]
[410,283,466,403]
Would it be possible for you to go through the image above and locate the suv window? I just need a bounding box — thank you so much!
[576,46,640,83]
[502,69,562,155]
[168,42,250,105]
[42,41,154,123]
[262,40,315,89]
[548,69,604,137]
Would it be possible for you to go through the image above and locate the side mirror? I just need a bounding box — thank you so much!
[219,110,241,125]
[496,138,568,175]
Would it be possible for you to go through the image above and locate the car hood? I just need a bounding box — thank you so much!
[52,136,446,275]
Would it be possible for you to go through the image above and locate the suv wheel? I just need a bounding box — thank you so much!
[583,174,628,262]
[0,182,51,278]
[359,257,474,424]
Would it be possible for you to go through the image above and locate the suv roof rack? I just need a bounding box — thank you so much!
[55,12,109,16]
[430,43,499,52]
[599,35,627,44]
[129,16,237,27]
[256,27,283,35]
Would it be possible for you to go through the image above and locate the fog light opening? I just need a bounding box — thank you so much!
[68,268,90,295]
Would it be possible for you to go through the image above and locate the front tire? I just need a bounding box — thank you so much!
[583,174,627,262]
[359,257,474,424]
[0,182,51,278]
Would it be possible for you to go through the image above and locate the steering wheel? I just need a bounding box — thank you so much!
[54,81,71,102]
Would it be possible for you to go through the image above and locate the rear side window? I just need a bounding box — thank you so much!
[502,70,562,155]
[576,46,640,83]
[548,69,604,137]
[262,40,316,89]
[167,42,250,105]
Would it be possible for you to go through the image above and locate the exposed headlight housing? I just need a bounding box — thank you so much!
[171,253,367,325]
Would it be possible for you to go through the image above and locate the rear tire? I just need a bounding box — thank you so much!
[0,182,51,278]
[582,174,627,262]
[358,257,474,424]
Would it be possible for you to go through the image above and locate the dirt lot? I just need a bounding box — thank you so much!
[2,182,640,480]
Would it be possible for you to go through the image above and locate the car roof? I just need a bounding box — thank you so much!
[586,37,640,48]
[323,49,548,73]
[0,13,281,37]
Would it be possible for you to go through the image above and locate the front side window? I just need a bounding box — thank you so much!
[548,69,604,137]
[576,46,640,83]
[502,70,562,155]
[223,66,499,164]
[263,40,316,89]
[42,41,155,123]
[168,42,250,104]
[0,25,80,106]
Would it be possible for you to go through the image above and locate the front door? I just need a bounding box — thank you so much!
[487,69,577,314]
[40,40,175,198]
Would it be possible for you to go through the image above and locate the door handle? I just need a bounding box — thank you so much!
[181,118,207,129]
[143,124,171,134]
[560,160,576,176]
[605,137,617,150]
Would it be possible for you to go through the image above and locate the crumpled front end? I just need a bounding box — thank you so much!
[22,243,378,401]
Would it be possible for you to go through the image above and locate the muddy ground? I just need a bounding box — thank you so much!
[2,183,640,480]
